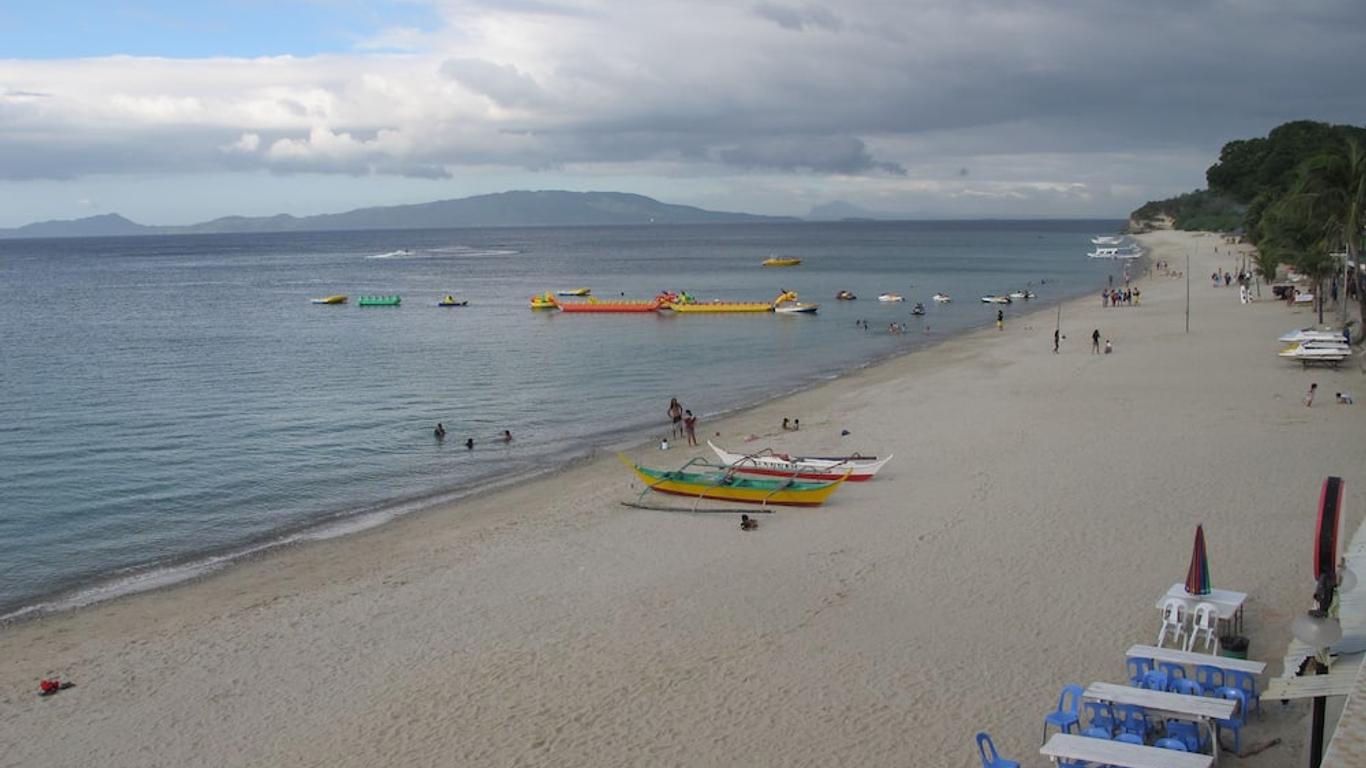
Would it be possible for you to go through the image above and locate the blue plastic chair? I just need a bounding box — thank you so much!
[975,731,1020,768]
[1082,726,1113,740]
[1041,684,1083,744]
[1083,701,1116,732]
[1126,656,1153,685]
[1116,705,1152,740]
[1114,732,1144,745]
[1194,664,1225,693]
[1158,662,1188,684]
[1164,720,1205,753]
[1138,669,1169,691]
[1216,687,1248,753]
[1155,737,1189,751]
[1224,669,1262,717]
[1170,678,1204,697]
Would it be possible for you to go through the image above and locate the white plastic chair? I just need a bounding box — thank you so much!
[1157,598,1188,649]
[1186,602,1219,654]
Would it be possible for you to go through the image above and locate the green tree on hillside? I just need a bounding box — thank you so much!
[1288,136,1366,333]
[1260,195,1343,325]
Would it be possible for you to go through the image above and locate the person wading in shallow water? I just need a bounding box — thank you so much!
[667,398,684,438]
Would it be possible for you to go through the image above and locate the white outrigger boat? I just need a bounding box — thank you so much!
[709,441,892,482]
[1092,235,1124,245]
[1008,290,1036,300]
[877,293,905,303]
[932,293,952,303]
[1088,245,1143,260]
[981,295,1012,304]
[1279,328,1348,344]
[1279,341,1351,367]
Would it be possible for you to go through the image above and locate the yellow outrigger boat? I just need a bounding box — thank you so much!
[665,290,799,314]
[762,256,801,267]
[620,454,849,507]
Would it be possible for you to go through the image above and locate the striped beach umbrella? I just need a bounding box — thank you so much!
[1185,524,1211,595]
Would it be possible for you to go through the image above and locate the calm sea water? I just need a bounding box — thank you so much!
[0,220,1121,617]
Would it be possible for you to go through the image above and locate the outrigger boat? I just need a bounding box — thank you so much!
[877,293,904,303]
[620,454,849,507]
[1008,290,1036,300]
[557,287,592,297]
[932,293,952,303]
[980,295,1012,304]
[437,294,468,306]
[762,256,802,267]
[836,290,857,301]
[311,295,347,305]
[709,442,891,482]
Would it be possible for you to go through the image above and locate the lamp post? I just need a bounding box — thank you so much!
[1291,475,1346,768]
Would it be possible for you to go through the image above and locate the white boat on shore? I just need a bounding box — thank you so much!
[1279,342,1351,366]
[1279,328,1348,344]
[1092,235,1124,245]
[709,441,891,482]
[1088,246,1143,260]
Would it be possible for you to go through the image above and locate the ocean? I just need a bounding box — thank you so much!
[0,220,1123,618]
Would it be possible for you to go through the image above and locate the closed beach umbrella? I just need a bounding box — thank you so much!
[1185,524,1211,595]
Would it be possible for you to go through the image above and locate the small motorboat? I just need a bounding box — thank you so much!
[1008,290,1036,300]
[910,303,926,315]
[836,290,857,301]
[438,295,468,307]
[311,295,347,305]
[877,293,904,303]
[762,256,802,267]
[980,295,1012,304]
[530,292,558,310]
[932,293,952,303]
[775,301,819,314]
[357,295,401,306]
[557,288,592,297]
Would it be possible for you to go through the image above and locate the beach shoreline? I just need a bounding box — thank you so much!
[4,229,1363,767]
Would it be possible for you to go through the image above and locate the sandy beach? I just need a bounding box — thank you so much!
[3,229,1363,767]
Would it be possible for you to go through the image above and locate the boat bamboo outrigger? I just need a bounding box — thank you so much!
[619,454,849,507]
[709,441,891,482]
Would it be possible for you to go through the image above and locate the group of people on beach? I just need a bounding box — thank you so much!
[666,397,699,447]
[433,423,512,449]
[1305,383,1355,407]
[1102,287,1139,307]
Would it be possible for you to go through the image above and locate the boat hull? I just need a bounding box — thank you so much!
[358,295,401,306]
[775,303,818,314]
[710,442,889,482]
[762,258,801,267]
[622,456,847,506]
[311,295,348,305]
[557,288,592,296]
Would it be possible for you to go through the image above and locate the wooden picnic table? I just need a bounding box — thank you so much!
[1084,682,1236,761]
[1127,643,1266,676]
[1041,733,1212,768]
[1157,584,1248,635]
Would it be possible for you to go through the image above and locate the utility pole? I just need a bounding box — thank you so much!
[1185,251,1191,334]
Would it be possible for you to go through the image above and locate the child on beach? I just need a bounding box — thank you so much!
[1306,383,1318,407]
[1337,392,1354,404]
[683,411,698,446]
[1104,340,1112,354]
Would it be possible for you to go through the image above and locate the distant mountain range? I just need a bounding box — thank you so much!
[0,191,797,239]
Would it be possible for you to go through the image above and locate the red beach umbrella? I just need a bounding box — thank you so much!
[1185,524,1212,595]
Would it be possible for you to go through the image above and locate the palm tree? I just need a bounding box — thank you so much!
[1259,199,1341,324]
[1288,136,1366,334]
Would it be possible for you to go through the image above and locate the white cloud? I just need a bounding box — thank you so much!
[0,0,1363,217]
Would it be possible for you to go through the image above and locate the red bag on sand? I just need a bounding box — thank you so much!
[40,679,60,694]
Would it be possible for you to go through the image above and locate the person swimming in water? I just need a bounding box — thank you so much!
[501,430,512,442]
[434,423,446,440]
[464,438,474,449]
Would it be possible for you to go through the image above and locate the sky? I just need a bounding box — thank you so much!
[1,0,1365,227]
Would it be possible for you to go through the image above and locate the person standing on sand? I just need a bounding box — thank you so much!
[996,309,1004,331]
[1306,383,1318,407]
[667,398,684,438]
[683,410,698,446]
[1092,329,1101,354]
[1053,328,1060,354]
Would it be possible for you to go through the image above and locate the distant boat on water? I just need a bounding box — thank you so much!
[1091,235,1125,245]
[1088,245,1143,260]
[762,256,802,267]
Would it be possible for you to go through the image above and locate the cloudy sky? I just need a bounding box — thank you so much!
[1,0,1364,226]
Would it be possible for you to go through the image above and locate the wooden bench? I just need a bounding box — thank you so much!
[1041,733,1212,767]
